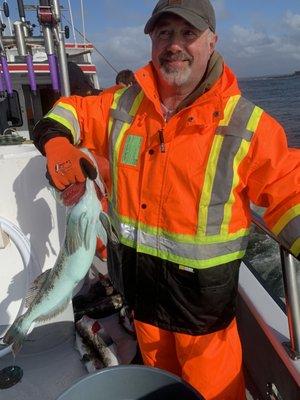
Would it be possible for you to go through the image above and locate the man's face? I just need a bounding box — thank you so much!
[150,14,217,89]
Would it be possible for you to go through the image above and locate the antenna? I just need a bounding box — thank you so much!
[67,0,76,47]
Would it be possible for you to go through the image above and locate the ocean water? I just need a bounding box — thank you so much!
[239,74,300,308]
[239,74,300,148]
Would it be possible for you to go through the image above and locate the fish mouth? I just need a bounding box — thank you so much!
[61,182,86,206]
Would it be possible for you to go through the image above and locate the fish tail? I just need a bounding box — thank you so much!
[3,315,31,355]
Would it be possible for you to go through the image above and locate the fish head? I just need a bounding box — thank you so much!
[79,148,106,198]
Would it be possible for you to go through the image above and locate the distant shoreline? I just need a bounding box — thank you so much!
[239,72,299,81]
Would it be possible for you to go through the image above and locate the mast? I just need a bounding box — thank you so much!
[14,0,37,95]
[52,0,70,96]
[0,2,12,96]
[37,0,70,95]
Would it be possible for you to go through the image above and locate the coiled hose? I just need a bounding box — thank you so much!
[0,217,40,357]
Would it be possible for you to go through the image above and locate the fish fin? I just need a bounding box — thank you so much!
[96,220,107,247]
[65,212,87,255]
[83,215,93,250]
[36,295,72,322]
[99,212,119,244]
[79,212,88,243]
[25,269,51,308]
[3,314,31,356]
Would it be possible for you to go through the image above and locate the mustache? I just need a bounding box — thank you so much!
[159,51,193,64]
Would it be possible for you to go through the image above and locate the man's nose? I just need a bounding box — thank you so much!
[167,32,185,51]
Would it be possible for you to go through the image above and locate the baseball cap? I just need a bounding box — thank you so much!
[144,0,216,34]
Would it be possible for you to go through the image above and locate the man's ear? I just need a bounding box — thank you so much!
[209,32,218,55]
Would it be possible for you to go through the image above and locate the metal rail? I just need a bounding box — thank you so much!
[251,211,300,359]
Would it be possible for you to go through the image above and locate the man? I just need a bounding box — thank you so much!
[33,1,300,399]
[67,61,102,96]
[115,69,136,87]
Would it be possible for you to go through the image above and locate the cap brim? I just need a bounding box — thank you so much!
[144,8,210,34]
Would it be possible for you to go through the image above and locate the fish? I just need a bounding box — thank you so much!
[75,315,119,368]
[75,332,104,373]
[74,293,123,320]
[3,148,118,355]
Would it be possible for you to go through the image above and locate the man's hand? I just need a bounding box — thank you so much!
[44,137,97,190]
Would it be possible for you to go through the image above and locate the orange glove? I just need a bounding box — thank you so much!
[44,137,97,190]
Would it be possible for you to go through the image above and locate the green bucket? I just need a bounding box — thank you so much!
[57,365,204,400]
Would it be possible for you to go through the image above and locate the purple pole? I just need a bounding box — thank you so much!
[47,53,60,92]
[0,71,5,95]
[26,54,37,94]
[0,55,13,96]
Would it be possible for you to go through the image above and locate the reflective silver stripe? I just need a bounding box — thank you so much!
[120,221,137,241]
[206,98,255,235]
[109,84,142,210]
[109,84,141,163]
[116,219,249,260]
[278,216,300,249]
[47,104,80,141]
[217,97,255,141]
[139,229,249,260]
[110,108,133,123]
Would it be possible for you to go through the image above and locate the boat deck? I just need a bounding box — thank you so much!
[0,301,137,399]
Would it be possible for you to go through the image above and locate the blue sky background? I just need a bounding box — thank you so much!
[5,1,300,87]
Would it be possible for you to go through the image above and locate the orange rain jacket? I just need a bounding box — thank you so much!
[34,63,300,270]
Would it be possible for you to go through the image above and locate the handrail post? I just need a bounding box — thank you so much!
[251,211,300,360]
[280,248,300,359]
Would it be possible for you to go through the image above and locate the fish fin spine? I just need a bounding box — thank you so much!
[25,269,51,308]
[35,295,72,322]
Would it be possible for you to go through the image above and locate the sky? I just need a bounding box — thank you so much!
[5,0,300,87]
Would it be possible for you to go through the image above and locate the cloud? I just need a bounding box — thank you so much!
[285,10,300,30]
[230,25,273,56]
[232,26,272,47]
[91,25,151,87]
[90,8,300,85]
[211,0,229,21]
[218,11,300,77]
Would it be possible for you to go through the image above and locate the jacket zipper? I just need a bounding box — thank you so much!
[158,128,166,153]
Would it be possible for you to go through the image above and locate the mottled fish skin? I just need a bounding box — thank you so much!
[3,166,111,355]
[75,332,104,373]
[75,316,119,367]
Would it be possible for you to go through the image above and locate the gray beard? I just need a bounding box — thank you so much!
[159,66,192,87]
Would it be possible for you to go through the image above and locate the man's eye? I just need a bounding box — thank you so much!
[158,30,171,39]
[183,30,197,38]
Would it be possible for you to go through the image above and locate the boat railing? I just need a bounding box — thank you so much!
[251,211,300,360]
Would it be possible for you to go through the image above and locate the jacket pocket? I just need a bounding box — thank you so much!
[163,260,241,332]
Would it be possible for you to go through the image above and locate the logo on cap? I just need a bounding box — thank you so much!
[168,0,182,5]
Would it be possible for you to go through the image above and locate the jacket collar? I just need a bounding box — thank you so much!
[134,55,241,118]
